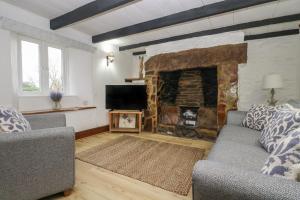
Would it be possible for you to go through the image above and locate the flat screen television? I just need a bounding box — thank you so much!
[106,85,147,110]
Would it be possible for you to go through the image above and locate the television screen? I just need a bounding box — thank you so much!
[106,85,147,110]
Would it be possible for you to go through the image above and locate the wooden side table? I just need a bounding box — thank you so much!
[109,110,142,133]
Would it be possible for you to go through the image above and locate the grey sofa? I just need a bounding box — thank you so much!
[192,111,300,200]
[0,113,75,200]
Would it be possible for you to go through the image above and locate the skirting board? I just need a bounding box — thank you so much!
[75,125,109,140]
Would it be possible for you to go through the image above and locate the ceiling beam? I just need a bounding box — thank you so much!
[50,0,136,30]
[132,51,146,56]
[119,13,300,51]
[92,0,278,43]
[245,29,299,41]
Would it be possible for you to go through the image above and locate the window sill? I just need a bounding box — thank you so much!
[22,106,97,115]
[18,94,76,98]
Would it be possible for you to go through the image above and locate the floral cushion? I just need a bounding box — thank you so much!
[260,107,300,153]
[242,104,277,131]
[261,129,300,181]
[0,106,31,133]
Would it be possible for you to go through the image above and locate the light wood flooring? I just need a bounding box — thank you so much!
[50,132,214,200]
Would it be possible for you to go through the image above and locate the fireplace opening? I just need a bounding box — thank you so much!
[157,67,218,138]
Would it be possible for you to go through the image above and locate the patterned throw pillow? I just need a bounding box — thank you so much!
[261,129,300,180]
[0,106,31,133]
[260,108,300,153]
[242,104,277,131]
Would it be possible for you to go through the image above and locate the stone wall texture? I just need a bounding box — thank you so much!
[144,43,247,132]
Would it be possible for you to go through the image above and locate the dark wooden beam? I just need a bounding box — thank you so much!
[119,13,300,51]
[92,0,278,43]
[132,51,146,56]
[245,29,299,41]
[50,0,135,30]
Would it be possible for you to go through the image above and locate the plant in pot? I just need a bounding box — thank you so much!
[49,69,63,110]
[50,91,63,110]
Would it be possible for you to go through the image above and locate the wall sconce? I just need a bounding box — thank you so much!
[106,53,115,66]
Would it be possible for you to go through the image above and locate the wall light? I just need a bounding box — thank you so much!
[106,53,115,66]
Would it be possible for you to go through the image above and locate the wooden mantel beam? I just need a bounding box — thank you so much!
[92,0,278,43]
[50,0,136,30]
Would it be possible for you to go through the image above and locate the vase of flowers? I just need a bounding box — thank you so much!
[50,91,63,110]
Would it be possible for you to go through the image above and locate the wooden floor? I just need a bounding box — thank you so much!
[50,132,214,200]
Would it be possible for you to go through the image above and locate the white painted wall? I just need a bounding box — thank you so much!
[144,32,300,111]
[146,32,245,57]
[93,46,135,126]
[68,48,94,106]
[0,29,15,107]
[238,35,300,110]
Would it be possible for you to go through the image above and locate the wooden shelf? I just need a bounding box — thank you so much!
[109,110,142,114]
[109,110,142,134]
[125,78,145,83]
[22,106,96,115]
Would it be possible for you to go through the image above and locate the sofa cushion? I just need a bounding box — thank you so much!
[218,125,261,147]
[260,108,300,153]
[242,104,276,131]
[208,141,269,172]
[0,106,31,133]
[261,128,300,180]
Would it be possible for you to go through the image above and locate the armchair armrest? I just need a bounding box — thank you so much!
[25,113,66,130]
[0,127,75,200]
[226,111,246,126]
[192,160,300,200]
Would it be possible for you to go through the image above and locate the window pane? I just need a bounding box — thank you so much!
[21,41,40,92]
[48,47,63,91]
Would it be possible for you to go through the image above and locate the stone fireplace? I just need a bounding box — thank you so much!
[157,67,218,138]
[144,43,247,138]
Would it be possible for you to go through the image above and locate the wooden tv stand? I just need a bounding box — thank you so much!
[109,110,142,133]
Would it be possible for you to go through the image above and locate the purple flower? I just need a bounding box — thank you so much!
[50,91,63,102]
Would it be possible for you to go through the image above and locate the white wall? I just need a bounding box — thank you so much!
[146,31,245,57]
[93,47,135,126]
[144,32,300,111]
[238,35,300,110]
[68,48,94,106]
[0,29,15,107]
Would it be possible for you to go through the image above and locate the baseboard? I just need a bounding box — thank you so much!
[75,125,109,140]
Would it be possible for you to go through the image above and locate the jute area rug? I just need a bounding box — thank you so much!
[76,135,205,196]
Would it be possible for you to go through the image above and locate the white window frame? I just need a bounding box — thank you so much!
[18,36,69,96]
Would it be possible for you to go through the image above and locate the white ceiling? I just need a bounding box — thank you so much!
[2,0,300,50]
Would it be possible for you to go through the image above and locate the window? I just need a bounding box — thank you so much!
[19,37,67,95]
[48,47,63,91]
[21,41,40,92]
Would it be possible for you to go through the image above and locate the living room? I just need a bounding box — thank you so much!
[0,0,300,199]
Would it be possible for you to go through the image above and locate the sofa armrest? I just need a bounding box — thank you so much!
[226,111,246,126]
[192,160,300,200]
[25,113,66,130]
[0,127,75,200]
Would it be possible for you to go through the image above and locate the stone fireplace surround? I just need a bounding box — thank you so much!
[143,43,248,135]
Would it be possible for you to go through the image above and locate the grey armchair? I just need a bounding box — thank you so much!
[0,113,75,200]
